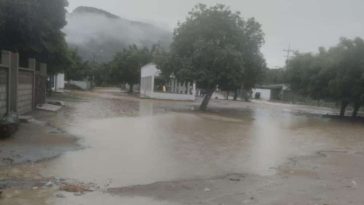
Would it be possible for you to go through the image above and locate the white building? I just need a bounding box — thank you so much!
[252,84,289,101]
[140,63,196,101]
[252,88,272,101]
[50,73,65,92]
[67,80,92,90]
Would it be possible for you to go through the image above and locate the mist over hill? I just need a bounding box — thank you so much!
[63,6,172,62]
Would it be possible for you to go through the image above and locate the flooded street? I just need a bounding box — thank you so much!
[2,89,364,204]
[42,100,342,186]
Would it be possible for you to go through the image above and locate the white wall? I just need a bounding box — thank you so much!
[140,76,154,97]
[141,63,160,78]
[151,92,195,101]
[252,88,271,101]
[51,73,65,92]
[56,73,65,90]
[140,63,196,101]
[68,80,91,90]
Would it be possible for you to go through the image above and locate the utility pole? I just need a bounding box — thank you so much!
[283,44,294,63]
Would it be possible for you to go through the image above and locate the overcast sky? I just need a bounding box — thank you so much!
[67,0,364,68]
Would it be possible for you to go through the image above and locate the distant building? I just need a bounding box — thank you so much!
[252,84,289,101]
[140,63,196,101]
[50,73,65,92]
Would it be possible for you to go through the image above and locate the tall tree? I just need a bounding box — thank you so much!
[327,38,364,117]
[157,4,265,110]
[110,45,152,93]
[0,0,70,74]
[286,38,364,117]
[64,49,93,81]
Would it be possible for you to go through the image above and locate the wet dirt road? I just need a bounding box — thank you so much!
[1,89,364,205]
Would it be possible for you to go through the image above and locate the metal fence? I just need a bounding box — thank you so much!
[0,50,47,117]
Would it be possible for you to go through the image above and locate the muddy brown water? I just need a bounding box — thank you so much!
[2,91,364,204]
[41,93,363,186]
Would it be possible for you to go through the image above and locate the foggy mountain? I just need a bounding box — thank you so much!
[63,6,172,62]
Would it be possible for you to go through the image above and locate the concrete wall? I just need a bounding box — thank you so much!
[140,63,196,101]
[51,73,65,92]
[252,88,271,101]
[151,92,196,101]
[0,67,7,117]
[17,70,33,114]
[140,76,154,97]
[141,63,160,78]
[0,50,47,117]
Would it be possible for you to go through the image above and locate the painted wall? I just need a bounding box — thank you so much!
[140,76,154,97]
[141,63,160,78]
[51,73,65,92]
[56,73,65,90]
[140,63,196,101]
[252,88,272,101]
[151,92,196,101]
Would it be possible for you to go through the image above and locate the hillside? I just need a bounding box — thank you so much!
[63,6,172,62]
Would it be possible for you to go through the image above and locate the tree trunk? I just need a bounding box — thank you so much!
[340,100,349,117]
[128,84,134,93]
[241,89,250,102]
[352,102,361,118]
[200,88,215,111]
[233,90,239,101]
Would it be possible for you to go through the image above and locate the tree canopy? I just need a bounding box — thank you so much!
[110,45,152,93]
[0,0,70,74]
[286,37,364,117]
[157,4,265,110]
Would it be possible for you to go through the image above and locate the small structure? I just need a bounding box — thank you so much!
[66,80,92,90]
[252,84,289,101]
[50,73,65,92]
[140,63,196,101]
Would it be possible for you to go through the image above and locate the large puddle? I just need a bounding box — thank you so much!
[39,96,364,188]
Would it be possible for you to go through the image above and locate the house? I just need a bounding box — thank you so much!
[140,63,196,101]
[252,84,289,101]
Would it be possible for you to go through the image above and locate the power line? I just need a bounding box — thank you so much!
[283,44,294,63]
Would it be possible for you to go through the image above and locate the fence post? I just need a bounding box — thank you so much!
[1,50,11,66]
[40,63,47,77]
[9,52,19,113]
[40,63,47,104]
[29,58,36,109]
[1,51,11,114]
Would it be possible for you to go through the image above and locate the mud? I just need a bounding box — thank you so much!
[1,88,364,204]
[0,119,79,167]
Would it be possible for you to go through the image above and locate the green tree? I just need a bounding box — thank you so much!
[65,49,92,81]
[0,0,69,74]
[262,68,286,84]
[110,45,152,93]
[157,4,265,110]
[286,38,364,118]
[327,38,364,117]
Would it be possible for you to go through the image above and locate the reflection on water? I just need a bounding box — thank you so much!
[51,192,179,205]
[41,98,364,189]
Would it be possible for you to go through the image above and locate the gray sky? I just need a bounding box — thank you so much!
[67,0,364,68]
